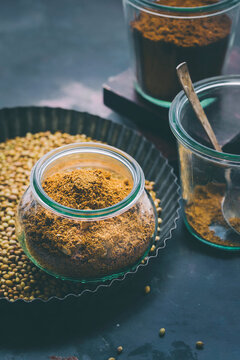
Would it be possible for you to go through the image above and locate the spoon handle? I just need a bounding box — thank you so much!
[176,62,222,153]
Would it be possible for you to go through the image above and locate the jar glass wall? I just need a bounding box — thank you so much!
[170,75,240,250]
[122,0,240,108]
[16,143,157,282]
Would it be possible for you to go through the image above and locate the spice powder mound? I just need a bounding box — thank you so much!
[42,168,132,210]
[19,167,155,280]
[228,218,240,234]
[0,131,161,301]
[185,183,240,247]
[131,0,231,101]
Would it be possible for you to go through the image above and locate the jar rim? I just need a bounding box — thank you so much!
[169,75,240,164]
[31,142,145,220]
[125,0,240,17]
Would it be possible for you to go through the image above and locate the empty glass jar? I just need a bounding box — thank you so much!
[16,143,157,282]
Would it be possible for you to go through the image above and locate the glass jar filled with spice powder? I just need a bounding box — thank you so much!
[170,75,240,250]
[122,0,240,107]
[16,143,157,282]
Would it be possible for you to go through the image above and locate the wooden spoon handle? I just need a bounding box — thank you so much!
[176,62,222,153]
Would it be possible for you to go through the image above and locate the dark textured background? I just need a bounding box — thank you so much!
[0,1,240,359]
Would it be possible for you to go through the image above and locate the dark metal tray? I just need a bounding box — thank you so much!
[0,106,180,302]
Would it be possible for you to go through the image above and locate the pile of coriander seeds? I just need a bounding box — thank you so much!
[0,131,162,302]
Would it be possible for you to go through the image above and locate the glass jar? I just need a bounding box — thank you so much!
[16,143,157,282]
[169,75,240,250]
[122,0,240,108]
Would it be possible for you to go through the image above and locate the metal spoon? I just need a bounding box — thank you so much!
[176,62,240,236]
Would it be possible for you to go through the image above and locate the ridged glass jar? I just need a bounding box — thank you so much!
[16,143,157,282]
[123,0,240,108]
[170,75,240,250]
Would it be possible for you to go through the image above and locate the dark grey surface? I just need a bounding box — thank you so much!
[0,1,240,360]
[0,0,132,127]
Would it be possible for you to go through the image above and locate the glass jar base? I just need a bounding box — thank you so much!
[20,234,153,283]
[134,82,217,110]
[134,82,171,109]
[184,218,240,251]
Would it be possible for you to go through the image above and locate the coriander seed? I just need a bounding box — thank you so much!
[144,285,151,294]
[117,345,123,354]
[159,328,165,337]
[196,341,204,349]
[150,245,156,252]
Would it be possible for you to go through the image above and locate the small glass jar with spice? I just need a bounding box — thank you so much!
[16,143,157,282]
[122,0,240,107]
[169,74,240,250]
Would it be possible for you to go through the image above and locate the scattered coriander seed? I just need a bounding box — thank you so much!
[155,236,160,241]
[157,207,162,212]
[108,358,116,360]
[144,285,151,294]
[158,218,162,224]
[159,328,166,337]
[196,341,204,349]
[117,346,123,354]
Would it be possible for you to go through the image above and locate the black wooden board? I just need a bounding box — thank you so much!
[103,69,171,135]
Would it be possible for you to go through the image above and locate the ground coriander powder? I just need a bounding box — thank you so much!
[19,167,155,280]
[185,183,240,247]
[42,168,132,210]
